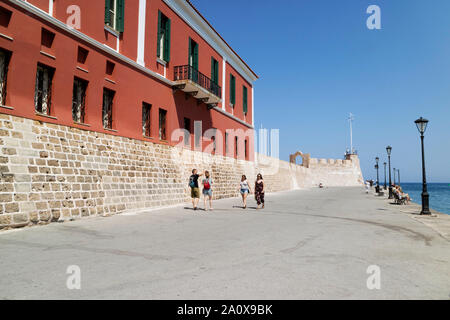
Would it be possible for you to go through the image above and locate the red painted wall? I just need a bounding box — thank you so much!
[0,0,254,161]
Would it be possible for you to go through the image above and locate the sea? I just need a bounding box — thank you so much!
[400,183,450,215]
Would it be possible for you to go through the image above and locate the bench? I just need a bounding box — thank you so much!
[393,192,407,205]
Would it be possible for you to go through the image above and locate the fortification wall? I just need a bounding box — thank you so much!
[0,114,363,229]
[256,154,364,191]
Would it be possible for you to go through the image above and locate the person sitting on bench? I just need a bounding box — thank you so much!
[393,185,410,204]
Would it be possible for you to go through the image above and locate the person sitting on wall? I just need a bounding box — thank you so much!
[319,183,324,188]
[189,169,203,211]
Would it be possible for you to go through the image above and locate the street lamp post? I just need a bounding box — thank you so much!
[383,162,387,190]
[415,117,431,215]
[397,169,401,186]
[375,157,380,193]
[393,168,396,186]
[386,146,393,199]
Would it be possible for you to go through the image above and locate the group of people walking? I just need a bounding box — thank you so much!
[189,169,266,211]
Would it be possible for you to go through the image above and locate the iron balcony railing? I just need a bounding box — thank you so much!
[174,65,221,99]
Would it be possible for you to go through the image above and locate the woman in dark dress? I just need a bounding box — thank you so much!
[255,173,265,209]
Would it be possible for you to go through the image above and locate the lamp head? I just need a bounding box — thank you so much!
[414,117,429,135]
[386,145,392,156]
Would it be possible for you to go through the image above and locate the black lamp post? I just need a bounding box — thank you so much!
[397,169,401,186]
[393,167,396,186]
[415,117,431,215]
[375,157,380,193]
[386,146,393,199]
[383,162,387,190]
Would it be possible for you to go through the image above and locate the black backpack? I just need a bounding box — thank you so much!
[189,175,196,188]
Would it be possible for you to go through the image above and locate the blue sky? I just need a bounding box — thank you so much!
[190,0,450,183]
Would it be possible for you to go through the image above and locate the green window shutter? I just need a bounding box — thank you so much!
[163,18,171,62]
[215,61,219,84]
[116,0,125,32]
[157,11,162,58]
[229,75,232,105]
[105,0,111,25]
[188,39,198,70]
[193,42,198,70]
[211,57,215,83]
[211,58,218,84]
[211,58,219,84]
[234,79,236,104]
[243,86,248,114]
[230,75,235,105]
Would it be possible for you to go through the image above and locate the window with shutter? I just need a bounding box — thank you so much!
[230,74,236,106]
[105,0,125,32]
[243,85,248,114]
[164,18,171,62]
[157,11,171,62]
[189,38,199,82]
[211,57,219,84]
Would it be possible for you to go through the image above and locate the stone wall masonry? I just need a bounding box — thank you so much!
[0,114,364,230]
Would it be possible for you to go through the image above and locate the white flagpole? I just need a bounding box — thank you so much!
[348,113,354,154]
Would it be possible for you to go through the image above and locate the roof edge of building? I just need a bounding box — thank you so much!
[185,0,259,80]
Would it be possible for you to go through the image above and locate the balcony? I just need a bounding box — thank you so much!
[173,65,222,105]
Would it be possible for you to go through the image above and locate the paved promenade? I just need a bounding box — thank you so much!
[0,187,449,299]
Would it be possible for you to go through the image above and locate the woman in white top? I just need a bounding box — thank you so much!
[238,175,251,209]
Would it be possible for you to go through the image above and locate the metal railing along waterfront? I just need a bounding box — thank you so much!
[174,65,221,98]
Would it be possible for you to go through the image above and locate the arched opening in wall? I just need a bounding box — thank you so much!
[290,151,310,168]
[294,154,303,166]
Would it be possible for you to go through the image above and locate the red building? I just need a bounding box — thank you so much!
[0,0,258,160]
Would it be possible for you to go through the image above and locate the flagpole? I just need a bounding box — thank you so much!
[348,113,354,154]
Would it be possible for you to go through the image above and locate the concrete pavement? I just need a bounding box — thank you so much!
[0,187,449,299]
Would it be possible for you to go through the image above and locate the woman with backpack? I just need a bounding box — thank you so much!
[202,170,213,211]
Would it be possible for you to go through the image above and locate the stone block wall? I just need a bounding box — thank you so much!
[0,114,364,229]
